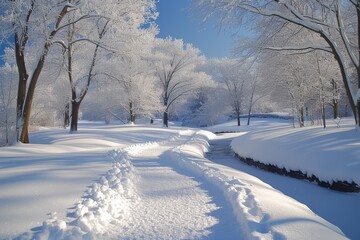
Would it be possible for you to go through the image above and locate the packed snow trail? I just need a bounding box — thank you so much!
[111,130,242,239]
[16,129,242,239]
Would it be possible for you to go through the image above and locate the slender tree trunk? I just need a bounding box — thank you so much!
[331,79,339,119]
[14,35,28,143]
[64,102,70,128]
[5,112,9,145]
[234,99,241,126]
[129,102,135,124]
[70,100,81,132]
[163,97,168,127]
[247,108,251,126]
[163,110,168,127]
[247,82,256,126]
[299,106,304,127]
[236,108,241,126]
[333,100,339,119]
[321,97,326,128]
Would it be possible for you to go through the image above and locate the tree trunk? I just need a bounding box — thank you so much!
[163,97,169,127]
[247,83,256,126]
[299,106,304,127]
[331,79,339,119]
[163,110,168,127]
[14,34,28,143]
[19,47,48,143]
[70,101,80,132]
[129,102,135,124]
[236,109,241,126]
[321,97,326,128]
[64,102,70,128]
[4,113,9,145]
[333,98,339,119]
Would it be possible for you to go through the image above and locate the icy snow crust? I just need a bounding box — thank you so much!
[0,121,348,239]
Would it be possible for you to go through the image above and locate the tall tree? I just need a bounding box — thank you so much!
[203,58,252,126]
[152,38,204,127]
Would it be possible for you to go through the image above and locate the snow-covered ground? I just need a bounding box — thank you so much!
[229,118,360,188]
[0,119,357,239]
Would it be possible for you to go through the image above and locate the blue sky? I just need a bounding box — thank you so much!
[0,1,235,62]
[155,0,235,59]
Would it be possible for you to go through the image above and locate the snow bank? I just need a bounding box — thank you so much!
[230,121,360,191]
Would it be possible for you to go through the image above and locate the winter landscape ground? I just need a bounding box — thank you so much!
[0,118,359,240]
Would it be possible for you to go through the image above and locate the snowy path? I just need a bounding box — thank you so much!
[2,124,350,239]
[111,133,241,239]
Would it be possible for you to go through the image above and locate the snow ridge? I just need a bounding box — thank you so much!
[170,131,283,240]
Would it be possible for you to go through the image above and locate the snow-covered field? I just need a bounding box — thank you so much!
[0,119,358,239]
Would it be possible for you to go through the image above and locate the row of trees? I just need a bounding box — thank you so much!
[1,0,357,146]
[194,0,360,127]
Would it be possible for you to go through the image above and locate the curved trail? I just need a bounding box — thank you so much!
[111,132,241,240]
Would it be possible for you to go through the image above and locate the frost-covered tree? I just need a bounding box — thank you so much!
[152,38,205,127]
[195,0,360,126]
[203,58,252,126]
[100,28,160,125]
[181,77,229,127]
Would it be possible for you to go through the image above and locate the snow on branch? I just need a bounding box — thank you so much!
[335,2,359,68]
[266,45,333,54]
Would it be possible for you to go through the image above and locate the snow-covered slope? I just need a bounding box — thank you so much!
[228,118,360,189]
